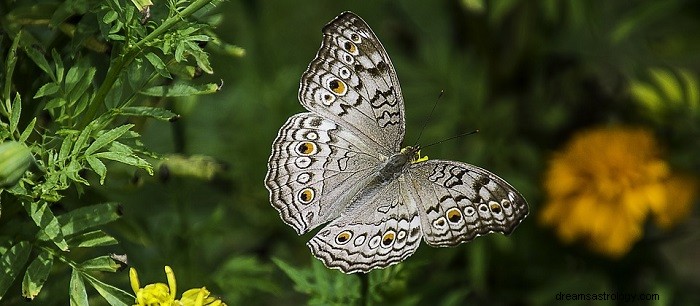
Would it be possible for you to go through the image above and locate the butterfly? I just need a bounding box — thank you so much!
[265,11,528,273]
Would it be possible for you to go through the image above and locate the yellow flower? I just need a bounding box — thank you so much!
[130,266,226,306]
[540,126,698,257]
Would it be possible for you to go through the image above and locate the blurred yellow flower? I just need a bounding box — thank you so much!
[130,266,226,306]
[540,126,697,257]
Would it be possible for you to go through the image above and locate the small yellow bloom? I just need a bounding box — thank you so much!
[130,266,227,306]
[540,126,697,257]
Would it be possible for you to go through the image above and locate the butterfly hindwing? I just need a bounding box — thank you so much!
[307,178,422,273]
[407,160,529,247]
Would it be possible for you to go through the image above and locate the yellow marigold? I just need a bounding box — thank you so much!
[130,266,226,306]
[540,126,697,257]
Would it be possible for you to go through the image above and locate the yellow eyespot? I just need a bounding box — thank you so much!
[490,201,502,214]
[381,231,396,246]
[328,79,347,95]
[336,231,353,244]
[447,208,462,223]
[298,188,315,204]
[343,41,358,54]
[296,142,317,156]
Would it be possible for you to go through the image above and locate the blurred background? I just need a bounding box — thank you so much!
[14,0,700,305]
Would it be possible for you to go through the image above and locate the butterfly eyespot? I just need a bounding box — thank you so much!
[339,67,351,79]
[342,53,354,64]
[446,208,462,223]
[432,217,446,229]
[343,40,359,55]
[304,131,318,140]
[320,92,336,106]
[489,201,502,214]
[353,234,366,246]
[464,207,476,216]
[294,156,312,169]
[397,230,406,240]
[479,204,489,212]
[328,79,347,95]
[296,172,312,184]
[369,235,381,249]
[296,142,317,156]
[381,230,396,247]
[336,231,353,244]
[502,199,511,209]
[297,188,315,204]
[350,33,361,43]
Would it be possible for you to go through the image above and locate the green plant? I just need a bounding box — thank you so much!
[0,0,240,304]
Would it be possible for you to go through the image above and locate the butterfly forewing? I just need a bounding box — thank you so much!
[299,12,405,155]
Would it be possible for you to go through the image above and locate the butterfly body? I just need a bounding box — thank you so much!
[265,12,528,273]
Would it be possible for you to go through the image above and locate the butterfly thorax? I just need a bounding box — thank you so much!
[376,146,421,184]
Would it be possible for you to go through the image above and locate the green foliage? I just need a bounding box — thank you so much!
[0,0,237,304]
[2,0,700,305]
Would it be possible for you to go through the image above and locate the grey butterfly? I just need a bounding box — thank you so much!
[265,11,528,273]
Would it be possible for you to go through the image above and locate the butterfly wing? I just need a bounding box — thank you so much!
[265,113,382,234]
[299,11,405,155]
[307,177,423,273]
[407,160,529,247]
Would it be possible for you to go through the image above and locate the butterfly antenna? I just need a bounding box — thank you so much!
[413,90,444,147]
[422,129,480,148]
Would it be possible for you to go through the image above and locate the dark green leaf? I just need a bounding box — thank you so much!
[21,250,53,300]
[86,156,107,184]
[144,52,171,78]
[0,241,31,300]
[67,230,118,248]
[26,200,69,251]
[10,94,21,134]
[57,202,122,236]
[34,82,60,98]
[19,118,36,142]
[83,273,132,306]
[69,269,88,306]
[93,151,153,174]
[44,97,67,110]
[72,128,92,157]
[116,106,178,121]
[58,132,74,162]
[22,45,54,81]
[140,82,220,97]
[67,68,96,104]
[85,124,134,155]
[79,255,122,272]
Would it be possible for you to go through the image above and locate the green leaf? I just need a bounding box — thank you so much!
[67,68,96,104]
[272,258,313,293]
[144,52,171,78]
[57,202,122,236]
[52,49,64,84]
[103,11,118,23]
[140,82,220,97]
[83,273,133,306]
[34,83,60,98]
[649,68,683,103]
[26,200,69,251]
[67,230,118,248]
[3,32,20,102]
[22,45,54,81]
[58,133,74,162]
[86,156,107,184]
[79,255,122,272]
[22,250,53,300]
[10,94,21,135]
[94,151,153,174]
[116,106,178,121]
[19,118,36,142]
[85,124,134,155]
[69,269,88,306]
[72,123,94,156]
[0,241,32,300]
